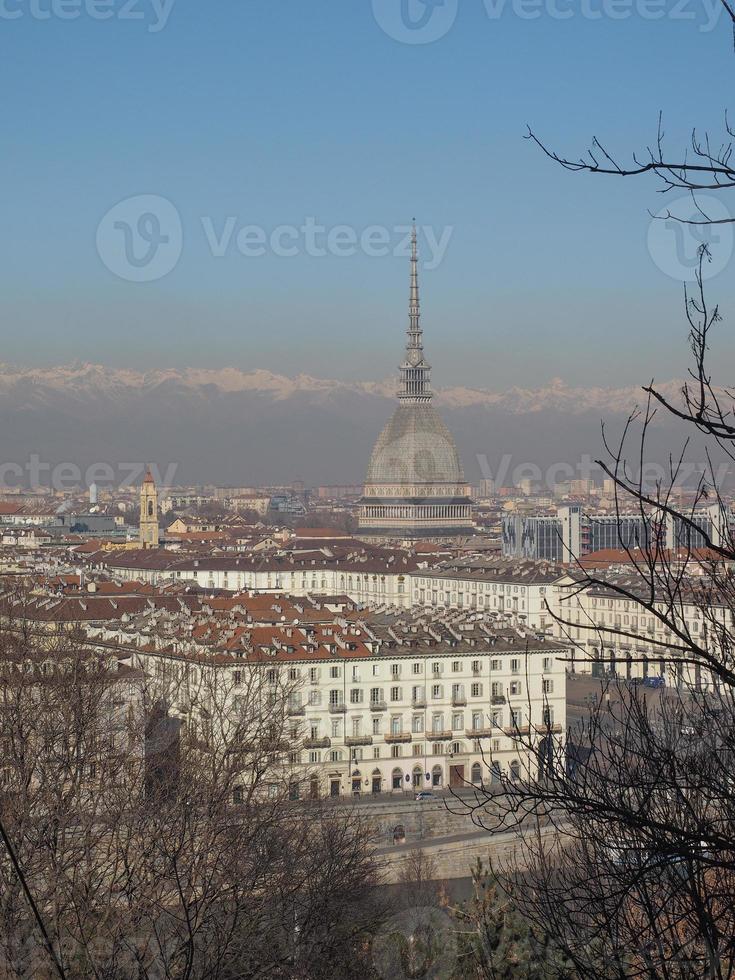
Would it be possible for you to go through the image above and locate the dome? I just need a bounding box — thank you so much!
[365,403,465,487]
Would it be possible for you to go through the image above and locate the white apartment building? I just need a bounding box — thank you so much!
[90,611,568,799]
[551,570,730,687]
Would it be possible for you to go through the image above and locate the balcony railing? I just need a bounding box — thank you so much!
[304,737,331,749]
[328,703,347,713]
[426,730,452,740]
[411,698,426,708]
[384,732,412,743]
[345,735,373,747]
[369,700,387,711]
[451,696,467,707]
[491,695,506,705]
[287,704,306,717]
[466,728,494,738]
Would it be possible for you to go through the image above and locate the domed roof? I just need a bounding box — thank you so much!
[365,404,465,487]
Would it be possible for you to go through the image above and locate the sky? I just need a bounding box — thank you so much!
[2,0,734,389]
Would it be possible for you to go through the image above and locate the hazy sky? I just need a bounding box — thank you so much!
[3,0,734,389]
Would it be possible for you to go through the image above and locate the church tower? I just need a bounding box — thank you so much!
[139,467,159,549]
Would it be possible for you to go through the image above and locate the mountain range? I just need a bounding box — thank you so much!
[0,363,703,488]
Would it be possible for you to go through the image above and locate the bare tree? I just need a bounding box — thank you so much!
[451,9,735,976]
[0,595,387,979]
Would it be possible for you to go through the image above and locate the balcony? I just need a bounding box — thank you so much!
[491,695,506,705]
[287,704,306,717]
[466,728,494,738]
[411,698,426,708]
[451,696,467,707]
[426,730,452,741]
[369,700,387,711]
[345,735,373,747]
[328,703,347,714]
[384,732,412,744]
[304,737,331,749]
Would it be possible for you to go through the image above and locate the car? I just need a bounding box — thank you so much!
[643,676,665,689]
[415,791,436,802]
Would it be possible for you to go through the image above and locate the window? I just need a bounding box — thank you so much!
[471,660,480,674]
[391,663,400,678]
[233,670,241,685]
[233,786,243,804]
[331,720,340,737]
[510,659,520,674]
[471,683,482,697]
[391,745,402,758]
[510,708,521,727]
[370,687,381,704]
[329,689,341,706]
[330,666,340,679]
[491,681,503,697]
[432,662,441,675]
[542,657,552,672]
[372,664,380,676]
[472,712,483,731]
[390,716,401,735]
[452,660,460,672]
[452,712,463,730]
[543,706,554,726]
[289,668,298,681]
[267,669,277,683]
[372,717,381,734]
[432,684,441,698]
[390,686,401,702]
[412,662,421,675]
[509,681,521,696]
[413,743,424,757]
[352,718,362,736]
[543,679,553,694]
[350,688,363,704]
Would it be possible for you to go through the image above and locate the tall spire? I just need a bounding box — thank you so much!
[398,220,432,403]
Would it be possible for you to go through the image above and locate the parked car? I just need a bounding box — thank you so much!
[415,791,436,802]
[643,676,665,689]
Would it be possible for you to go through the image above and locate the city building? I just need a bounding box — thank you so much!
[358,225,473,541]
[502,503,729,561]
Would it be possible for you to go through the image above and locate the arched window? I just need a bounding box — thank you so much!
[147,500,154,517]
[450,741,462,755]
[431,765,442,787]
[412,765,423,788]
[391,767,403,790]
[471,762,482,785]
[509,760,521,782]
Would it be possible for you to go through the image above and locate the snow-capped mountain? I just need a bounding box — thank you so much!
[0,363,695,487]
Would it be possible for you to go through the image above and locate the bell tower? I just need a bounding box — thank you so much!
[139,467,159,549]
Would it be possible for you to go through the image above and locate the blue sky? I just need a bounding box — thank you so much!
[2,0,734,387]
